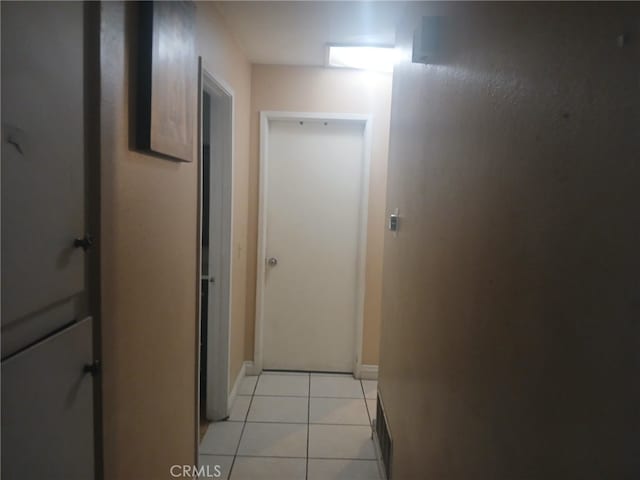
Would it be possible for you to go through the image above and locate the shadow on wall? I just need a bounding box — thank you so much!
[379,3,640,479]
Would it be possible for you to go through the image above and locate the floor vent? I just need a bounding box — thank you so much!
[375,395,393,479]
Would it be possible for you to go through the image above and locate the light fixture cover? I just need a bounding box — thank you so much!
[327,45,398,73]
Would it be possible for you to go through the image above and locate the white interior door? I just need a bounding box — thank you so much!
[263,118,366,372]
[201,70,233,421]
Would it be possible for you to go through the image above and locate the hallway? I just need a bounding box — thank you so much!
[199,372,379,479]
[3,2,639,479]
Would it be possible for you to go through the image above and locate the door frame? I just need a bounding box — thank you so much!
[254,111,373,375]
[197,61,235,423]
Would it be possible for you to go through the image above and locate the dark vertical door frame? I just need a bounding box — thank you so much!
[85,2,103,479]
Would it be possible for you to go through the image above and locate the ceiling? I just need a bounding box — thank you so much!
[216,1,409,67]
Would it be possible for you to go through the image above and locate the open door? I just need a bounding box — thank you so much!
[198,60,234,424]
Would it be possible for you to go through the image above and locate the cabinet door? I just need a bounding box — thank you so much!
[1,1,87,355]
[1,317,95,480]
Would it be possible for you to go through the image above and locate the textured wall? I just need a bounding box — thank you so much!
[247,65,392,366]
[100,2,251,478]
[380,3,640,478]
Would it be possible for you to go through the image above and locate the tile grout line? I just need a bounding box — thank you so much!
[360,379,373,427]
[242,421,371,426]
[306,372,310,480]
[227,373,260,480]
[222,420,372,427]
[230,454,378,461]
[246,394,365,399]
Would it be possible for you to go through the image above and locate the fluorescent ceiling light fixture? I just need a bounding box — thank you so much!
[327,45,398,73]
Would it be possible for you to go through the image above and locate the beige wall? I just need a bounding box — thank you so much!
[100,2,251,478]
[380,3,640,478]
[247,65,392,366]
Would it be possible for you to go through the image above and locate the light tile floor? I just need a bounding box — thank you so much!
[199,372,380,480]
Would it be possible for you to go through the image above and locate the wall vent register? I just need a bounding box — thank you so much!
[376,395,393,479]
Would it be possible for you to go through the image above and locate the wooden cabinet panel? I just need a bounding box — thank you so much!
[1,1,86,351]
[2,318,94,480]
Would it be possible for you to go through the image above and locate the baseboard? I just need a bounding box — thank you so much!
[355,363,379,380]
[244,360,260,376]
[227,361,247,413]
[227,361,258,413]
